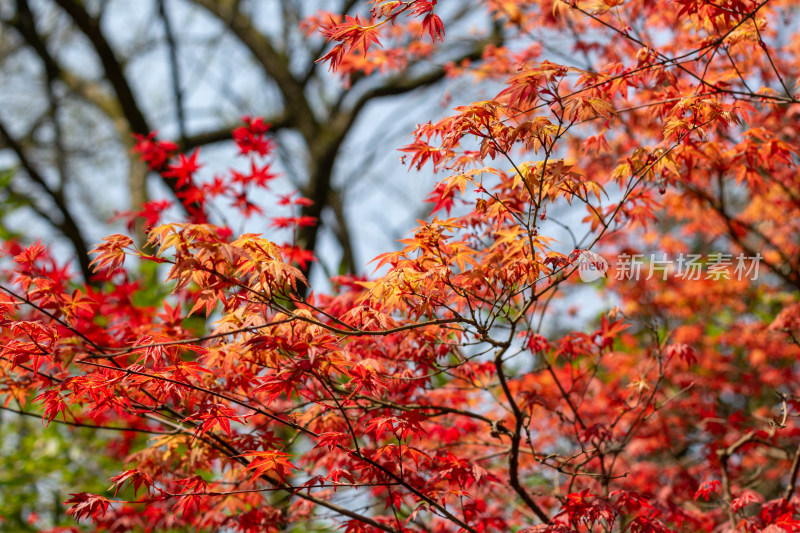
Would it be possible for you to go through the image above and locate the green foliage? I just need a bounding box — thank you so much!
[0,411,116,532]
[0,168,24,242]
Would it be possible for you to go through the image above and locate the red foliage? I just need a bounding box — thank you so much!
[3,1,800,532]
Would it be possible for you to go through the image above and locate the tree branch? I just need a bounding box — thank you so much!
[52,0,149,135]
[189,0,318,140]
[158,0,187,144]
[0,119,94,282]
[342,31,502,122]
[52,0,198,216]
[180,111,290,152]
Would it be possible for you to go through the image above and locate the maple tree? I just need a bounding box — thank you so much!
[2,0,800,532]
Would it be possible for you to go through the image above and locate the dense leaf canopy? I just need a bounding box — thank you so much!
[2,1,800,532]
